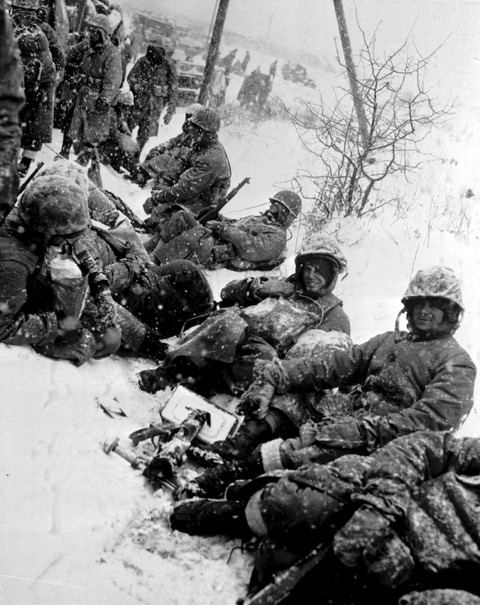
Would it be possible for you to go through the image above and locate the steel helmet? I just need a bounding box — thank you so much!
[86,14,111,35]
[11,0,39,9]
[116,90,134,106]
[401,266,464,311]
[269,190,302,219]
[189,107,221,133]
[185,102,203,118]
[18,175,89,235]
[295,233,347,274]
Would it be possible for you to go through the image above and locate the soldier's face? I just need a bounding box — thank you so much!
[302,262,327,296]
[412,299,445,332]
[88,27,103,48]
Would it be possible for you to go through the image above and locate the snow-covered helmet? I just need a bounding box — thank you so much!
[116,90,134,106]
[185,102,203,119]
[402,266,464,311]
[269,190,302,220]
[86,13,111,35]
[189,107,221,133]
[18,175,89,235]
[295,233,347,292]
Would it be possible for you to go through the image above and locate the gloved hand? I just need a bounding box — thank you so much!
[93,326,121,358]
[138,327,169,361]
[138,366,171,394]
[163,110,174,125]
[238,359,285,419]
[151,189,167,206]
[95,97,110,113]
[205,220,224,236]
[254,279,296,299]
[122,249,148,277]
[143,197,154,214]
[334,505,392,568]
[57,314,83,342]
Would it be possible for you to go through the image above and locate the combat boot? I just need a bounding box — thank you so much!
[170,499,249,537]
[210,419,272,460]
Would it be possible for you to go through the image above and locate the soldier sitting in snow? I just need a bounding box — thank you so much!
[183,265,475,499]
[171,431,480,605]
[145,189,302,271]
[138,233,351,398]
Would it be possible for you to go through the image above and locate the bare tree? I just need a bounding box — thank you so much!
[282,22,452,230]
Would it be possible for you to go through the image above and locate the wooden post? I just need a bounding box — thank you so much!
[332,0,369,150]
[198,0,230,105]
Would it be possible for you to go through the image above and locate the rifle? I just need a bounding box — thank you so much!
[197,176,251,225]
[236,544,330,605]
[103,188,146,231]
[18,161,45,195]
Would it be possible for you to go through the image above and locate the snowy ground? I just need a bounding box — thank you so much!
[2,2,480,604]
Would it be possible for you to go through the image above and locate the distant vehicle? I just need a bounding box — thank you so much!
[132,12,177,56]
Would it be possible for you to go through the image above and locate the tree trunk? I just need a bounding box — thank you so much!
[198,0,230,105]
[332,0,370,150]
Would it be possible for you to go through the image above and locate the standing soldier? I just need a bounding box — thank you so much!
[127,42,178,156]
[67,14,122,170]
[10,0,65,176]
[0,0,24,223]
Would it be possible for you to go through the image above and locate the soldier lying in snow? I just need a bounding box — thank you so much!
[172,431,480,605]
[184,265,475,498]
[145,189,302,271]
[138,233,351,396]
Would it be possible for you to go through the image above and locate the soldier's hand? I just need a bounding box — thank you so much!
[143,197,154,214]
[255,279,295,299]
[57,314,83,342]
[163,111,174,125]
[205,220,224,235]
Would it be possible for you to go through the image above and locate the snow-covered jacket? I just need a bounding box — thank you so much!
[127,45,177,136]
[218,214,287,262]
[334,431,480,596]
[151,134,231,214]
[279,330,475,449]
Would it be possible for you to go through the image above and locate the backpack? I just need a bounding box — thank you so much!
[15,24,53,94]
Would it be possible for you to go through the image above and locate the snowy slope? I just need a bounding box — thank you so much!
[1,2,480,604]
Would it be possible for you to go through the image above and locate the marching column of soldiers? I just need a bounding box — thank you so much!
[1,2,480,605]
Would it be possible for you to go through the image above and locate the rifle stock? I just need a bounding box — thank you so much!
[237,544,329,605]
[197,176,250,225]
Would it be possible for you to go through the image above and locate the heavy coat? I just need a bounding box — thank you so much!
[127,45,177,138]
[241,431,480,604]
[68,38,122,145]
[266,329,475,466]
[148,208,289,270]
[150,134,231,215]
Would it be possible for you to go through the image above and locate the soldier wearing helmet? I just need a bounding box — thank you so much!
[182,265,475,500]
[0,174,123,363]
[146,189,303,271]
[10,0,65,176]
[127,42,178,155]
[145,106,231,220]
[61,11,122,166]
[138,233,351,411]
[126,103,204,187]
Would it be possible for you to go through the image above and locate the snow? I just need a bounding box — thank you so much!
[2,2,480,603]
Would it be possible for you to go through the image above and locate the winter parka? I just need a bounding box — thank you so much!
[264,328,476,466]
[127,45,177,138]
[240,431,480,604]
[68,37,122,145]
[150,133,231,215]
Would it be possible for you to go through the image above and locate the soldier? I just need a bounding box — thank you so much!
[10,0,65,176]
[146,189,302,271]
[138,233,351,399]
[98,89,139,173]
[67,13,122,170]
[127,42,178,155]
[143,107,231,224]
[128,102,203,187]
[0,0,24,224]
[184,265,475,499]
[171,431,480,605]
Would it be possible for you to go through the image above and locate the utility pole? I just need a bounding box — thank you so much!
[198,0,230,104]
[332,0,369,150]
